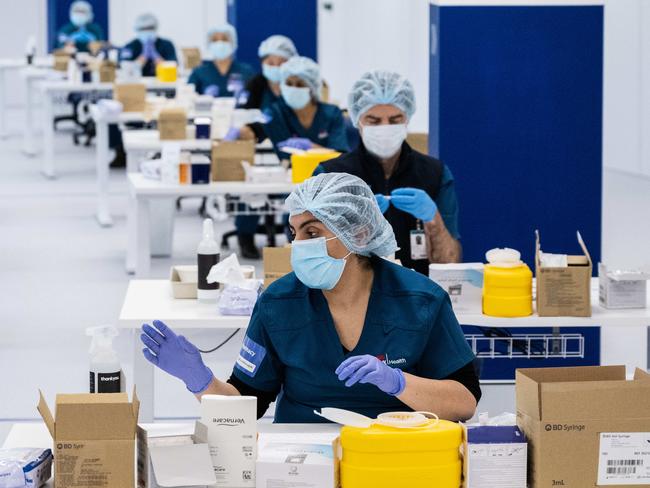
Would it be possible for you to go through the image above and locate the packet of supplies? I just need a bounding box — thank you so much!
[207,254,263,315]
[0,448,53,488]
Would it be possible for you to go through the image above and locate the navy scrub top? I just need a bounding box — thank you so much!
[120,37,178,77]
[57,22,105,53]
[262,98,350,158]
[231,257,476,423]
[188,59,255,97]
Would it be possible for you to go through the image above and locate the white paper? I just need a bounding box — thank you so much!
[149,443,217,487]
[597,433,650,485]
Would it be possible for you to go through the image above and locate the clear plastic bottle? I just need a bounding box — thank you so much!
[198,218,220,301]
[86,325,122,393]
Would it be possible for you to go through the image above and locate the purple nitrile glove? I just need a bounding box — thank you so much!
[335,354,406,396]
[375,194,389,214]
[278,137,313,151]
[204,84,220,97]
[141,320,213,393]
[223,127,240,141]
[390,187,438,222]
[142,39,159,61]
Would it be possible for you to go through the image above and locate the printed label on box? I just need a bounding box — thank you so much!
[597,433,650,485]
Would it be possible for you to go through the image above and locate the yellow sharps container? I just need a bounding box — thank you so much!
[482,248,533,317]
[340,413,462,488]
[156,61,178,83]
[290,149,341,183]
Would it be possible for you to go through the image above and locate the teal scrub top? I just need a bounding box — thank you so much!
[263,99,350,158]
[188,59,255,97]
[57,22,105,53]
[231,257,475,423]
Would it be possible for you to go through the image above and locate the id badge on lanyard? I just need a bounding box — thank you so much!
[410,221,427,260]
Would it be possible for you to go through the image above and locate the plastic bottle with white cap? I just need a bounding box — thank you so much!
[483,247,533,317]
[197,218,220,302]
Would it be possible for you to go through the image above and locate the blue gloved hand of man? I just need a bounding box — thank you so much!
[142,40,159,61]
[335,354,406,396]
[390,187,438,222]
[141,320,213,393]
[278,137,313,151]
[375,194,390,214]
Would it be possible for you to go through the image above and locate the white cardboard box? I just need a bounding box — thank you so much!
[429,263,484,313]
[598,263,649,309]
[256,432,340,488]
[463,425,527,488]
[137,422,217,488]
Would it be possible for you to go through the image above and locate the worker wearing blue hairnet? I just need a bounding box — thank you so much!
[315,70,462,275]
[227,56,349,259]
[120,13,177,77]
[57,1,105,53]
[188,23,255,97]
[141,172,480,423]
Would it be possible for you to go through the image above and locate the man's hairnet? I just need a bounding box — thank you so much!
[258,35,297,60]
[280,56,321,98]
[70,1,93,18]
[135,13,158,32]
[286,173,398,258]
[348,70,416,127]
[207,23,238,51]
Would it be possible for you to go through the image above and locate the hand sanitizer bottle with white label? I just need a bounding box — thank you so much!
[86,325,122,393]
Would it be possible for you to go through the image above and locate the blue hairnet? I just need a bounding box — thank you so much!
[286,173,398,258]
[135,13,158,31]
[208,23,238,51]
[280,56,321,98]
[348,70,416,127]
[258,35,297,60]
[70,1,93,18]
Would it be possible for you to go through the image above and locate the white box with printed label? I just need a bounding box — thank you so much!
[429,263,484,313]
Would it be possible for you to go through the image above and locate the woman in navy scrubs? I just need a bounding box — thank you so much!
[140,173,480,422]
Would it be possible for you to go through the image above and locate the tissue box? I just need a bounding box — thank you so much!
[535,230,593,317]
[170,266,198,299]
[211,140,255,182]
[598,263,649,309]
[114,83,147,112]
[158,107,188,141]
[137,423,217,488]
[462,425,527,488]
[257,433,340,488]
[429,263,484,313]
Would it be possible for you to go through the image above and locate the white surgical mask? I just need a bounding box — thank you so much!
[361,123,408,159]
[281,83,311,110]
[209,41,234,61]
[262,64,282,83]
[71,12,90,27]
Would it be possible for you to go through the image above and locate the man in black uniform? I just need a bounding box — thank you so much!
[315,70,461,275]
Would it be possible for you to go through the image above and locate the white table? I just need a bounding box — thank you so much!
[127,172,293,276]
[119,278,650,422]
[33,78,182,178]
[2,421,340,487]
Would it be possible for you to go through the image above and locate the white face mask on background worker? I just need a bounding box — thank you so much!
[358,105,409,159]
[278,56,322,111]
[207,24,238,62]
[257,35,298,85]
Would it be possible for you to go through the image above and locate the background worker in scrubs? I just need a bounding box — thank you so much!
[120,13,178,77]
[188,23,255,97]
[315,70,461,275]
[140,173,480,423]
[242,35,298,111]
[227,56,350,258]
[57,1,105,53]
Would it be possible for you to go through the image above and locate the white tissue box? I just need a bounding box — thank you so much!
[243,162,288,184]
[429,263,484,313]
[599,263,649,309]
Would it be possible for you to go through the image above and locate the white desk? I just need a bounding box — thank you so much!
[119,278,650,422]
[127,172,293,276]
[33,78,182,178]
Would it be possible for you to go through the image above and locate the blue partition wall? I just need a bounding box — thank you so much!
[429,3,603,267]
[227,0,318,68]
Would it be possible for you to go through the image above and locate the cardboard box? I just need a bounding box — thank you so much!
[263,246,292,288]
[99,61,117,82]
[406,132,429,155]
[516,366,650,488]
[535,230,593,317]
[211,140,255,182]
[257,434,340,488]
[599,263,649,309]
[170,266,197,299]
[429,263,484,313]
[462,425,527,488]
[181,47,202,70]
[114,83,147,112]
[53,50,70,72]
[158,107,188,141]
[37,389,140,488]
[137,422,217,488]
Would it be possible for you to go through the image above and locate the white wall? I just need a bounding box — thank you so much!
[317,0,431,132]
